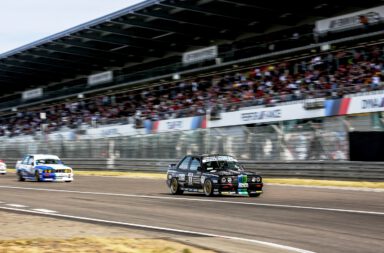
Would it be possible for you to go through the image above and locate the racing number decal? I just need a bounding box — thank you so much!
[188,173,193,185]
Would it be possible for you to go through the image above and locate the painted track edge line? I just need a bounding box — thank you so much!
[267,183,384,192]
[0,206,315,253]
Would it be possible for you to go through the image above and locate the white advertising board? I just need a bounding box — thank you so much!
[145,116,206,133]
[182,46,218,65]
[85,124,145,138]
[347,93,384,114]
[22,88,43,100]
[208,104,324,128]
[88,71,113,86]
[315,5,384,34]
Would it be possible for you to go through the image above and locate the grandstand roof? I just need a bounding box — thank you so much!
[0,0,382,105]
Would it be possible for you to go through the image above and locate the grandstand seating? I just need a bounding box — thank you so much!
[1,41,383,137]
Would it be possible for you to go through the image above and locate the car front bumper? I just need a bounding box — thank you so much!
[39,172,74,182]
[214,182,263,195]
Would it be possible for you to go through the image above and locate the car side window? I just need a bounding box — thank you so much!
[189,158,200,171]
[204,161,219,171]
[22,156,29,165]
[178,157,191,170]
[27,157,34,166]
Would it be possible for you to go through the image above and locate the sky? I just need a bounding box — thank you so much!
[0,0,144,54]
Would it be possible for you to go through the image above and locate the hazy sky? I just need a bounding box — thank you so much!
[0,0,144,54]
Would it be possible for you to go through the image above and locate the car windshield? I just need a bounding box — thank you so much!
[36,159,63,165]
[202,156,242,171]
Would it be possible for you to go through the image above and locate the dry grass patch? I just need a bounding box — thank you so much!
[0,237,215,253]
[75,170,166,179]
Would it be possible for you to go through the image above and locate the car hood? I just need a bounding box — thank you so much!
[205,169,255,176]
[35,164,72,171]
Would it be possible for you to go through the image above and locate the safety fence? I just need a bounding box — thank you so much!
[5,157,384,181]
[0,125,351,161]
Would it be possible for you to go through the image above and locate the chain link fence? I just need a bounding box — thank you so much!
[1,113,383,162]
[0,125,348,161]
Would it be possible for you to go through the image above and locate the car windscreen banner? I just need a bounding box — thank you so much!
[202,156,238,163]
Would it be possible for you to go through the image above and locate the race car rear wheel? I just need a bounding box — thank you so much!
[35,170,41,182]
[170,178,183,195]
[203,179,214,196]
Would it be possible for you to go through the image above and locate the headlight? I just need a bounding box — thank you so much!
[256,176,261,183]
[251,177,256,182]
[227,177,232,183]
[221,177,227,183]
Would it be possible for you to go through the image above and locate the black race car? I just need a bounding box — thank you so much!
[166,154,263,197]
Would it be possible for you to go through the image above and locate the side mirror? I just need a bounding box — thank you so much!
[197,166,202,172]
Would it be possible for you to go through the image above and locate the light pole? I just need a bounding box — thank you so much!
[40,112,48,153]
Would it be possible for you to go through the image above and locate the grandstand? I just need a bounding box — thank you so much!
[1,0,384,161]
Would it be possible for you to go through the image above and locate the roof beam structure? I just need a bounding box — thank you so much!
[0,0,382,106]
[89,25,209,47]
[111,16,233,40]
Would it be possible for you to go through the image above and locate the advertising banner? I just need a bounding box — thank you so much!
[22,88,43,100]
[182,46,218,65]
[85,124,145,138]
[325,93,384,116]
[208,104,324,128]
[315,5,384,34]
[145,116,206,133]
[88,71,113,86]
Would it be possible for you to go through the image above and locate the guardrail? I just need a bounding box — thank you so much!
[6,158,384,181]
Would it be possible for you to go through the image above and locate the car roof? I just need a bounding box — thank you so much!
[187,154,236,159]
[28,154,61,160]
[200,154,234,157]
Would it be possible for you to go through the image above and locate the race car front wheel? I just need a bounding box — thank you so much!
[17,172,25,182]
[203,179,214,196]
[35,171,41,182]
[170,178,183,195]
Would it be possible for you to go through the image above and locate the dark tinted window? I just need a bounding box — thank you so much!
[178,156,191,170]
[189,158,200,171]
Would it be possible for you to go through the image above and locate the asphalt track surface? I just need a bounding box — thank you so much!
[0,173,383,253]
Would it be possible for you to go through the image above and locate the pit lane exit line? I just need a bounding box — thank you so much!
[0,185,383,216]
[0,206,315,253]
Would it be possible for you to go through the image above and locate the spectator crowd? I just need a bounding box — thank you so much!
[1,44,384,137]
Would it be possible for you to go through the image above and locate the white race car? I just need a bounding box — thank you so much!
[16,154,73,182]
[0,159,6,175]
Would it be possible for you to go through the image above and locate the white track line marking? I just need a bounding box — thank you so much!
[268,183,384,192]
[32,209,57,213]
[0,206,315,253]
[5,204,27,208]
[0,185,383,215]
